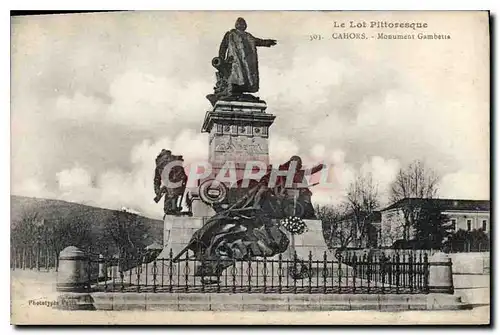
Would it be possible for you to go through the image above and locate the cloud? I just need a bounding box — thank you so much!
[440,171,490,200]
[53,70,212,129]
[42,130,207,219]
[361,156,400,205]
[269,135,299,166]
[56,166,93,191]
[12,178,52,199]
[311,152,400,207]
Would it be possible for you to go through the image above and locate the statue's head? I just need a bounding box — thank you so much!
[235,17,247,31]
[157,149,172,161]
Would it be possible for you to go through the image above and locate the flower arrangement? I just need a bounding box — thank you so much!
[279,216,308,235]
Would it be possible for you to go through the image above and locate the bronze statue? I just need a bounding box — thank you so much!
[153,150,188,216]
[207,17,277,106]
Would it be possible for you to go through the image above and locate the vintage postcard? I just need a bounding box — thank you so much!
[10,10,490,325]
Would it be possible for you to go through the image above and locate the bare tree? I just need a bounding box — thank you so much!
[11,211,40,249]
[317,204,354,251]
[389,160,440,240]
[390,160,439,201]
[317,172,380,251]
[11,211,37,268]
[344,172,380,247]
[102,210,148,259]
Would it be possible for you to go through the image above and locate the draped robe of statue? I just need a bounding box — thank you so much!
[219,29,275,94]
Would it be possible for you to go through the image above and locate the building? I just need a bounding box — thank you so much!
[379,198,490,247]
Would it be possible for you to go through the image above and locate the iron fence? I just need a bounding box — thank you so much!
[85,249,430,294]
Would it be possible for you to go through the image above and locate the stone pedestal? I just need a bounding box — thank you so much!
[157,216,205,259]
[429,252,454,294]
[57,246,89,293]
[56,246,95,310]
[201,100,276,179]
[280,219,329,261]
[191,198,216,218]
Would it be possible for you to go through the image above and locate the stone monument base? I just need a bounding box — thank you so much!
[280,219,330,261]
[190,198,216,218]
[156,215,205,259]
[157,216,330,262]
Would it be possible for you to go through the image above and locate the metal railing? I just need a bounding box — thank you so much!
[86,249,430,294]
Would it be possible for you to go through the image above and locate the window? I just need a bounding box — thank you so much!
[482,220,487,231]
[451,219,457,230]
[467,219,472,231]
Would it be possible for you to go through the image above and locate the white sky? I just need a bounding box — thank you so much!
[10,11,490,219]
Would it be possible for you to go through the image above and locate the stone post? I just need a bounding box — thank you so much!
[98,254,107,281]
[56,246,95,310]
[428,252,454,294]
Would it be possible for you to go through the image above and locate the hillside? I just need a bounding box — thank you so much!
[10,195,164,246]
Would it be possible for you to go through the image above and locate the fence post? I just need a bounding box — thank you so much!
[323,251,327,294]
[428,252,454,294]
[395,253,400,293]
[168,249,173,293]
[153,257,157,293]
[55,246,95,310]
[263,256,267,294]
[232,259,236,294]
[278,253,282,294]
[12,247,16,270]
[45,247,49,270]
[380,252,386,293]
[364,253,369,293]
[36,246,40,271]
[293,251,298,294]
[308,251,312,294]
[352,254,357,293]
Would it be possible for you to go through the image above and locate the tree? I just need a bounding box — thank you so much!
[344,172,380,247]
[447,229,490,252]
[317,204,353,250]
[389,160,440,240]
[317,172,380,250]
[11,211,40,249]
[101,210,148,259]
[11,211,42,268]
[413,205,452,249]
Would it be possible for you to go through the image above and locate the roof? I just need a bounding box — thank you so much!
[382,198,490,212]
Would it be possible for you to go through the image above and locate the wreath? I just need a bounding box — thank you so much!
[279,216,308,235]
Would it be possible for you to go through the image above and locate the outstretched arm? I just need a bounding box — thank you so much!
[252,34,277,47]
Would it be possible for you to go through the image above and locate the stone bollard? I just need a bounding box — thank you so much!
[56,246,95,310]
[98,254,107,281]
[428,252,454,294]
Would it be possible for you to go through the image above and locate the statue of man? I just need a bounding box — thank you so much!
[215,17,277,99]
[154,149,172,200]
[153,150,188,216]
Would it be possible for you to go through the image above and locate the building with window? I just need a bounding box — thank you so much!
[379,198,490,247]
